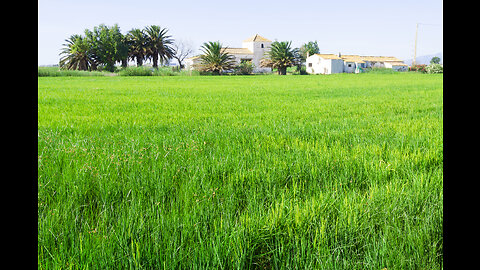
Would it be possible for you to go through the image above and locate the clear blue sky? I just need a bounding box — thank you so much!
[38,0,442,65]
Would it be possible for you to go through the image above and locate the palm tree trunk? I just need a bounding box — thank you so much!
[152,53,158,69]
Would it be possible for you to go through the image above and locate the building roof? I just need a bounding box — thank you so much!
[355,55,403,62]
[385,61,408,66]
[341,55,405,64]
[223,47,253,55]
[243,34,272,42]
[186,47,254,60]
[185,55,201,60]
[313,54,342,60]
[340,55,365,63]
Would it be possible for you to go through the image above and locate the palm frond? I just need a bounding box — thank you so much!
[199,41,236,74]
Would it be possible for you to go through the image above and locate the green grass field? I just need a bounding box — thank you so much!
[38,73,443,269]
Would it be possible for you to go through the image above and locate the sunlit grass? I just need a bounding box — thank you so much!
[38,73,443,269]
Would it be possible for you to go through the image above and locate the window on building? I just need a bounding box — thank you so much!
[261,44,264,48]
[348,63,352,67]
[308,63,312,67]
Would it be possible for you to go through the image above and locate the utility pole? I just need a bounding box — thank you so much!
[413,23,419,66]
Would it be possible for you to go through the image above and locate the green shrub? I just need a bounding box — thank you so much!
[235,61,254,75]
[152,66,178,76]
[409,64,427,73]
[289,65,308,75]
[38,67,108,77]
[426,63,443,74]
[178,69,200,76]
[119,66,201,76]
[118,66,153,76]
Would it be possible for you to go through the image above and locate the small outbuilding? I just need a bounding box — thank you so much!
[305,54,344,74]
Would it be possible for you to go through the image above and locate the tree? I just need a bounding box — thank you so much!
[299,41,320,61]
[84,24,125,72]
[59,34,97,71]
[126,28,148,67]
[199,41,236,75]
[172,39,194,69]
[144,25,175,69]
[260,41,299,75]
[116,31,129,68]
[430,56,441,64]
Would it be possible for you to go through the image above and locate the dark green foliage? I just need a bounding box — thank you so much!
[60,24,175,72]
[261,41,299,75]
[299,41,320,61]
[199,41,236,75]
[126,28,148,67]
[59,34,97,71]
[235,61,255,75]
[84,24,126,72]
[430,56,440,64]
[144,25,175,69]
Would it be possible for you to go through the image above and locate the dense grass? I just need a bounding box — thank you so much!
[117,66,201,76]
[38,66,200,77]
[38,73,443,269]
[37,66,113,77]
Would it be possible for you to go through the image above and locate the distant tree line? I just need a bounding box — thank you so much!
[60,23,320,75]
[60,24,178,72]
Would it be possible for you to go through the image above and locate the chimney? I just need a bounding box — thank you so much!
[306,52,310,58]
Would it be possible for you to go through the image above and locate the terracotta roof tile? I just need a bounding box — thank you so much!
[223,48,253,54]
[314,54,342,60]
[243,34,271,42]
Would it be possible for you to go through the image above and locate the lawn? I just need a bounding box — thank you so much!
[38,72,443,269]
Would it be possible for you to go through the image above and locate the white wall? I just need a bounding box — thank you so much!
[242,40,272,73]
[365,61,385,68]
[344,61,355,73]
[306,56,344,74]
[306,55,320,74]
[384,63,407,71]
[231,54,254,65]
[185,57,201,70]
[330,59,344,74]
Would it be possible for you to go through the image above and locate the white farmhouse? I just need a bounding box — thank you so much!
[340,55,366,73]
[346,55,408,71]
[306,53,408,74]
[185,34,273,73]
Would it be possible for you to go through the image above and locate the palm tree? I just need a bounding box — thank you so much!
[126,28,148,67]
[59,34,96,71]
[199,41,236,75]
[144,25,175,69]
[260,41,299,75]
